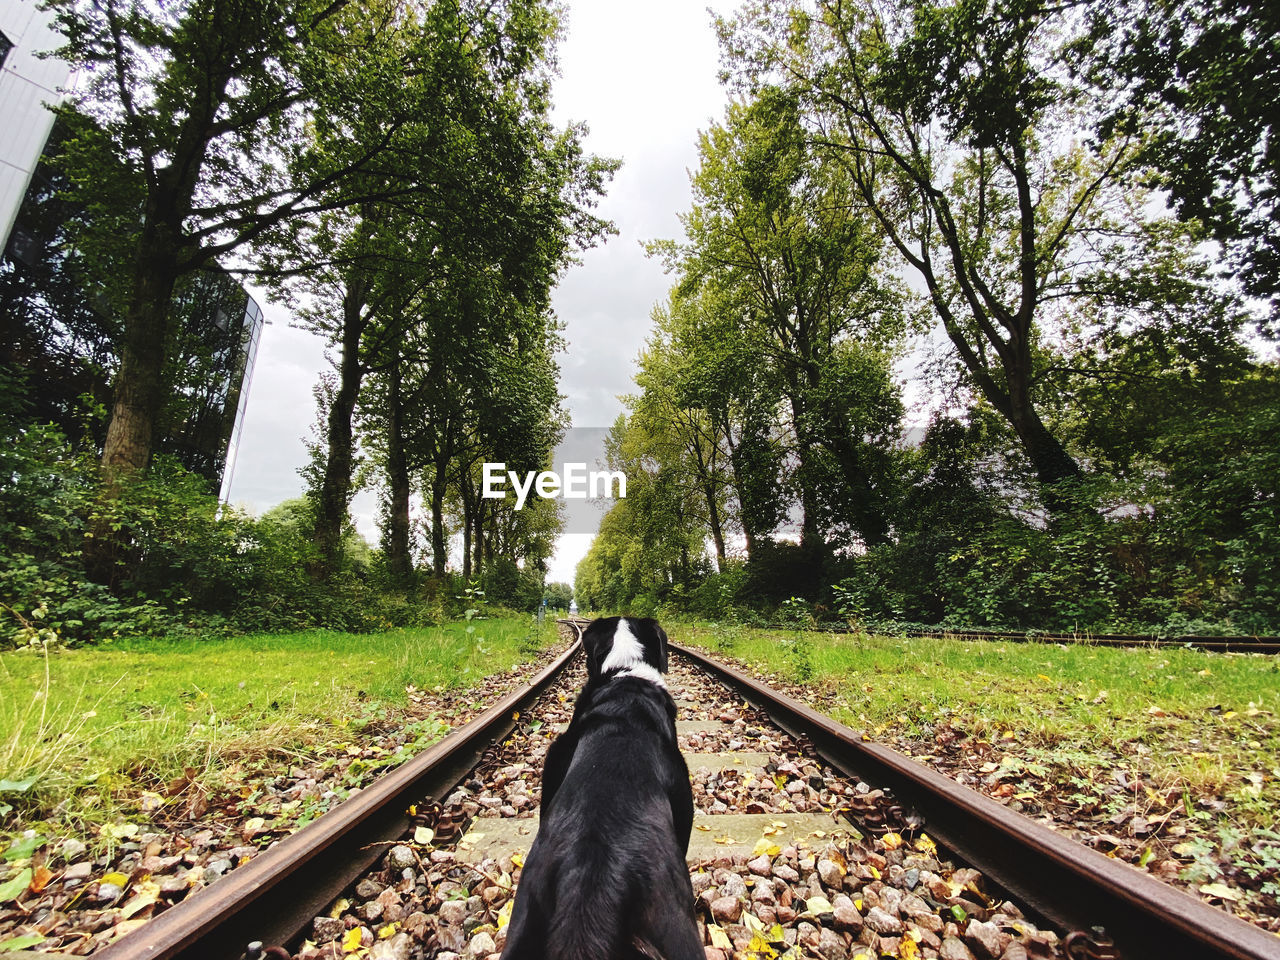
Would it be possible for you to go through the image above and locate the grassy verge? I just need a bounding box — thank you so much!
[675,620,1280,924]
[0,616,557,837]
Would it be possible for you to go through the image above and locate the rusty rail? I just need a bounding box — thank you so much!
[672,641,1280,960]
[93,629,1280,960]
[95,642,581,960]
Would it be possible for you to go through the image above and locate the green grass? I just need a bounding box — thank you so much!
[677,622,1280,817]
[0,616,556,832]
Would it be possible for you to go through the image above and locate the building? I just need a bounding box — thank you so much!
[0,0,70,247]
[0,0,262,498]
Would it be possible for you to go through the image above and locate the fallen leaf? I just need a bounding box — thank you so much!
[413,826,434,845]
[752,838,782,857]
[1,834,44,861]
[29,865,52,894]
[803,895,834,916]
[496,898,514,931]
[341,926,363,953]
[1199,883,1241,902]
[0,934,46,952]
[328,898,350,919]
[101,871,130,888]
[243,817,266,841]
[1146,706,1167,718]
[708,925,732,950]
[0,868,32,903]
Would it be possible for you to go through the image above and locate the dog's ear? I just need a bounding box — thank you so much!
[651,620,669,673]
[580,617,608,681]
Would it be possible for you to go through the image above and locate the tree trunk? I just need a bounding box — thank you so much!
[790,392,825,592]
[460,470,474,581]
[85,228,181,584]
[722,421,760,560]
[430,461,448,577]
[101,246,179,477]
[383,353,413,587]
[312,283,369,578]
[703,479,727,572]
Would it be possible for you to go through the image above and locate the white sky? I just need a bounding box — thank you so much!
[226,0,742,585]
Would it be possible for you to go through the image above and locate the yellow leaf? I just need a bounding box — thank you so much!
[1037,674,1052,682]
[913,834,937,856]
[413,826,434,845]
[746,933,779,957]
[342,927,363,953]
[752,837,782,857]
[713,835,737,845]
[900,936,920,959]
[101,872,130,888]
[803,895,834,916]
[511,853,524,869]
[328,898,350,919]
[708,925,732,950]
[378,923,398,939]
[868,865,881,880]
[881,832,904,850]
[1199,882,1241,902]
[695,824,711,831]
[497,898,514,931]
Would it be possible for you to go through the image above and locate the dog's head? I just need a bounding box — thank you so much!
[580,616,669,683]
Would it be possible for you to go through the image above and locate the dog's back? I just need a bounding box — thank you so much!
[501,618,702,960]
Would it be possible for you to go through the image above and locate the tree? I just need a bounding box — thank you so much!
[719,0,1242,522]
[654,87,907,553]
[280,1,612,579]
[1081,0,1280,320]
[47,0,562,480]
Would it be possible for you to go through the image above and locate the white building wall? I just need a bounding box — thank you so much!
[0,0,71,247]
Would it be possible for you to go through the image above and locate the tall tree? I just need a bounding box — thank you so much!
[655,88,907,552]
[719,0,1242,520]
[48,0,475,480]
[285,1,612,579]
[1081,0,1280,320]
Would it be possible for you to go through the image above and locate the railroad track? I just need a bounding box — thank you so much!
[85,628,1278,960]
[764,625,1280,656]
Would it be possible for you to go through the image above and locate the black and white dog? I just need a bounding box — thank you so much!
[501,617,703,960]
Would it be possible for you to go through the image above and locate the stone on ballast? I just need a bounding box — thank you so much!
[864,906,902,936]
[710,896,743,924]
[964,919,1003,960]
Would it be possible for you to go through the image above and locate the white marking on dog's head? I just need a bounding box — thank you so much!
[600,617,645,673]
[619,663,667,689]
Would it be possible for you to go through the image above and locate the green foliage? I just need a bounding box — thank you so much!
[542,582,573,610]
[1081,0,1280,318]
[0,386,469,644]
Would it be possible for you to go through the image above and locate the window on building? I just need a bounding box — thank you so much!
[0,30,14,69]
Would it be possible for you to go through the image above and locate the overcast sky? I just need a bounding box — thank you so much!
[227,0,741,584]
